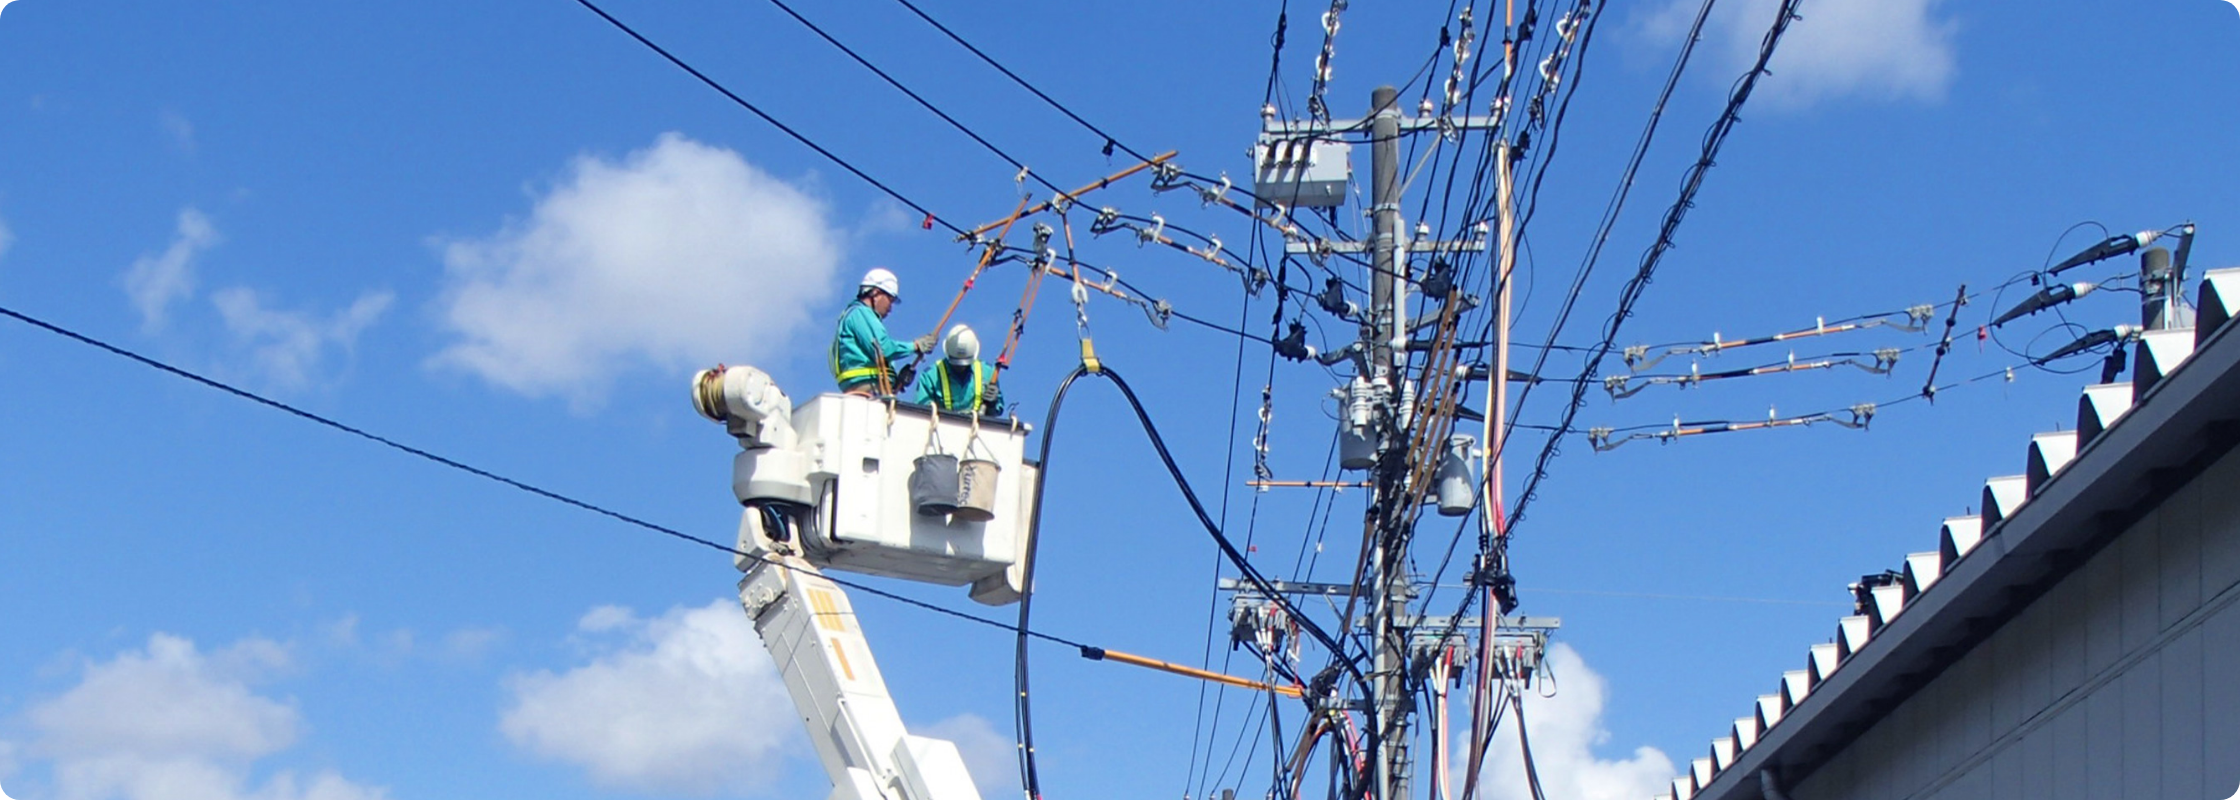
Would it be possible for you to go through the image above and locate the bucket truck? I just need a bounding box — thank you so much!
[690,365,1037,800]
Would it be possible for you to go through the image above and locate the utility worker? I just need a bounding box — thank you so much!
[913,324,1004,415]
[831,268,936,396]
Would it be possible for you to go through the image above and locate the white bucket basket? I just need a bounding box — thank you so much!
[955,458,1001,522]
[953,417,1002,522]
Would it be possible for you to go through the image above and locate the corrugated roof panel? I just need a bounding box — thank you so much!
[1836,615,1873,658]
[2136,328,2198,393]
[1940,515,1985,563]
[1808,642,1841,685]
[1733,716,1761,750]
[2026,431,2079,497]
[1780,669,1813,710]
[1981,475,2028,528]
[2076,382,2133,446]
[1693,756,1716,788]
[1674,775,1697,800]
[1713,735,1739,770]
[1755,694,1784,730]
[1904,551,1943,593]
[1870,583,1907,627]
[2196,266,2240,342]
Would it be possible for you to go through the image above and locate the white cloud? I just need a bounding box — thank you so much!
[431,132,845,407]
[211,287,392,390]
[30,634,294,762]
[922,713,1016,798]
[121,208,219,331]
[1644,0,1957,107]
[1474,644,1675,800]
[11,633,388,800]
[499,599,797,795]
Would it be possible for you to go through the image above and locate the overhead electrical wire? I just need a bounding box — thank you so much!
[1583,360,2028,450]
[568,0,966,237]
[1186,248,1271,799]
[887,0,1157,166]
[1502,0,1804,533]
[757,0,1071,199]
[0,302,1120,651]
[1497,0,1716,466]
[575,0,1282,375]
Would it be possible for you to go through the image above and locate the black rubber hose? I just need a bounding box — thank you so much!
[1012,364,1378,800]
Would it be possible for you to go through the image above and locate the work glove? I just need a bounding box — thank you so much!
[912,332,938,354]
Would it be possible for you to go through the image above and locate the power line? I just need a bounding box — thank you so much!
[1504,0,1805,532]
[568,0,966,236]
[886,0,1155,165]
[0,302,1103,652]
[1498,0,1713,464]
[758,0,1067,198]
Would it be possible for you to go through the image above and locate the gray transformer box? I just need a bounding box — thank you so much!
[1251,137,1351,209]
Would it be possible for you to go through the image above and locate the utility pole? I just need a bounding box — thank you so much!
[1365,84,1412,800]
[1248,82,1540,800]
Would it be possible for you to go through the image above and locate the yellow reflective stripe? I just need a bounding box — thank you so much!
[837,366,881,382]
[934,363,983,410]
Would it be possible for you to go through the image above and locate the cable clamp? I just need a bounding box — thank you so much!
[1198,174,1231,207]
[1151,162,1184,192]
[1137,214,1165,247]
[1145,298,1173,330]
[1090,207,1122,236]
[1080,338,1102,374]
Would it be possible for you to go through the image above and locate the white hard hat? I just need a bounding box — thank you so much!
[943,324,980,367]
[860,268,901,301]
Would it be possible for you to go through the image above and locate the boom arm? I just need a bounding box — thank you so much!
[738,542,984,800]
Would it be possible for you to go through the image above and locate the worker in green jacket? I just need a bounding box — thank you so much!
[831,268,936,396]
[914,324,1004,415]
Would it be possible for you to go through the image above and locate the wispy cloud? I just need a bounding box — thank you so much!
[120,208,219,331]
[159,110,196,155]
[6,633,388,800]
[431,132,844,409]
[211,287,391,390]
[499,599,798,795]
[1642,0,1958,107]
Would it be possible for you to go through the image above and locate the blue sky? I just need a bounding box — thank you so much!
[0,1,2236,799]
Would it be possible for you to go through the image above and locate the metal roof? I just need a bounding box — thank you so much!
[1660,267,2240,800]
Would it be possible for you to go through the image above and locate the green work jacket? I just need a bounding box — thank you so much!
[830,300,914,393]
[913,360,1003,414]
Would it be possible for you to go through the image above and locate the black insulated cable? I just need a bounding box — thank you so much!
[0,303,1112,651]
[569,0,967,237]
[1011,364,1377,800]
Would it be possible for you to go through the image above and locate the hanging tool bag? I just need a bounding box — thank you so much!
[909,422,961,517]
